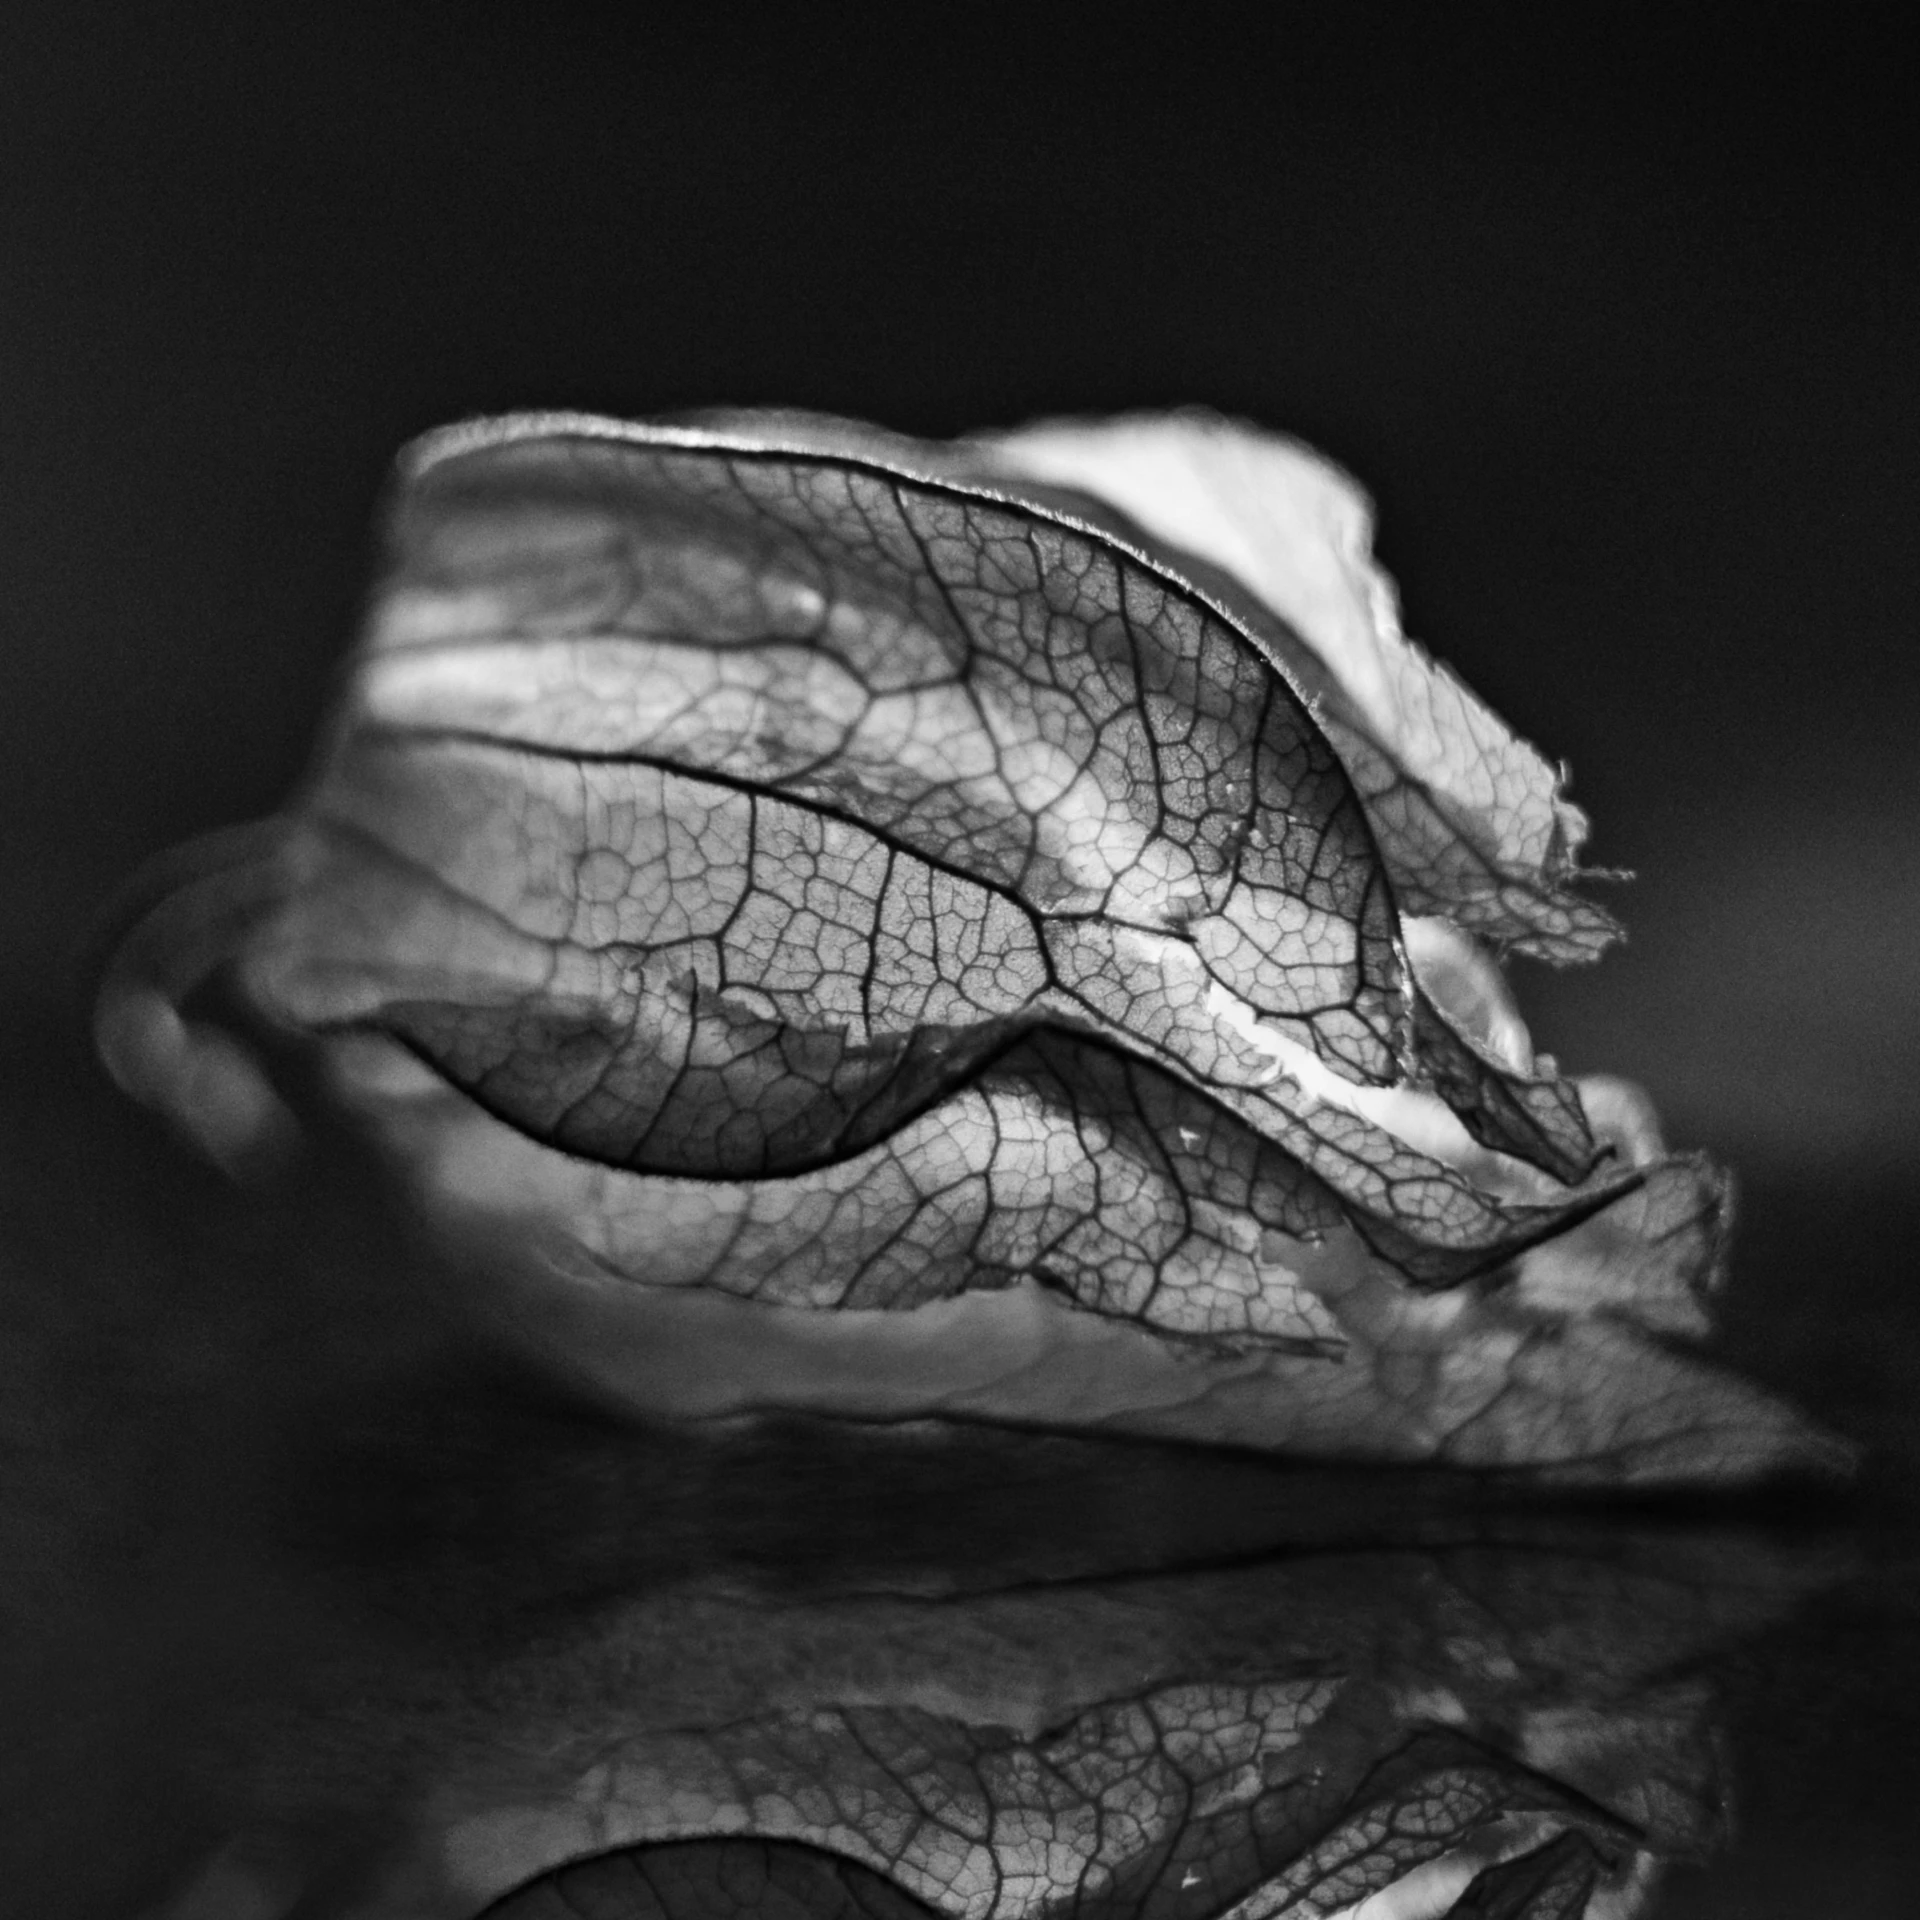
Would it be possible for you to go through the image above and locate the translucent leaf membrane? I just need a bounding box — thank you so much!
[371,424,1402,1074]
[270,732,1609,1289]
[90,408,1851,1485]
[332,423,1612,1224]
[676,406,1620,961]
[962,411,1623,964]
[1409,991,1598,1190]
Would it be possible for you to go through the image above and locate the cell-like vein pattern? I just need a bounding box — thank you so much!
[962,410,1624,965]
[250,426,1662,1351]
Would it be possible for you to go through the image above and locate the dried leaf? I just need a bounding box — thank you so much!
[91,410,1848,1486]
[967,412,1621,962]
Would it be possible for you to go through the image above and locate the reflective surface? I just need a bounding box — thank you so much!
[3,1061,1914,1917]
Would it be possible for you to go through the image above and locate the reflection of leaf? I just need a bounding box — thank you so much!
[91,410,1848,1485]
[1221,1740,1633,1920]
[123,1390,1840,1920]
[485,1839,929,1918]
[480,1738,1635,1920]
[211,1484,1826,1920]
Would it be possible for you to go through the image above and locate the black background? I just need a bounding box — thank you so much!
[3,6,1917,1915]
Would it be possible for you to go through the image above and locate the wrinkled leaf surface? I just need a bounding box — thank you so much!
[91,410,1848,1486]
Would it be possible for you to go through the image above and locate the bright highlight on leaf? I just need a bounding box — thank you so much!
[94,408,1850,1486]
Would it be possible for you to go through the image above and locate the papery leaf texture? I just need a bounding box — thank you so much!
[962,411,1622,964]
[93,408,1850,1485]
